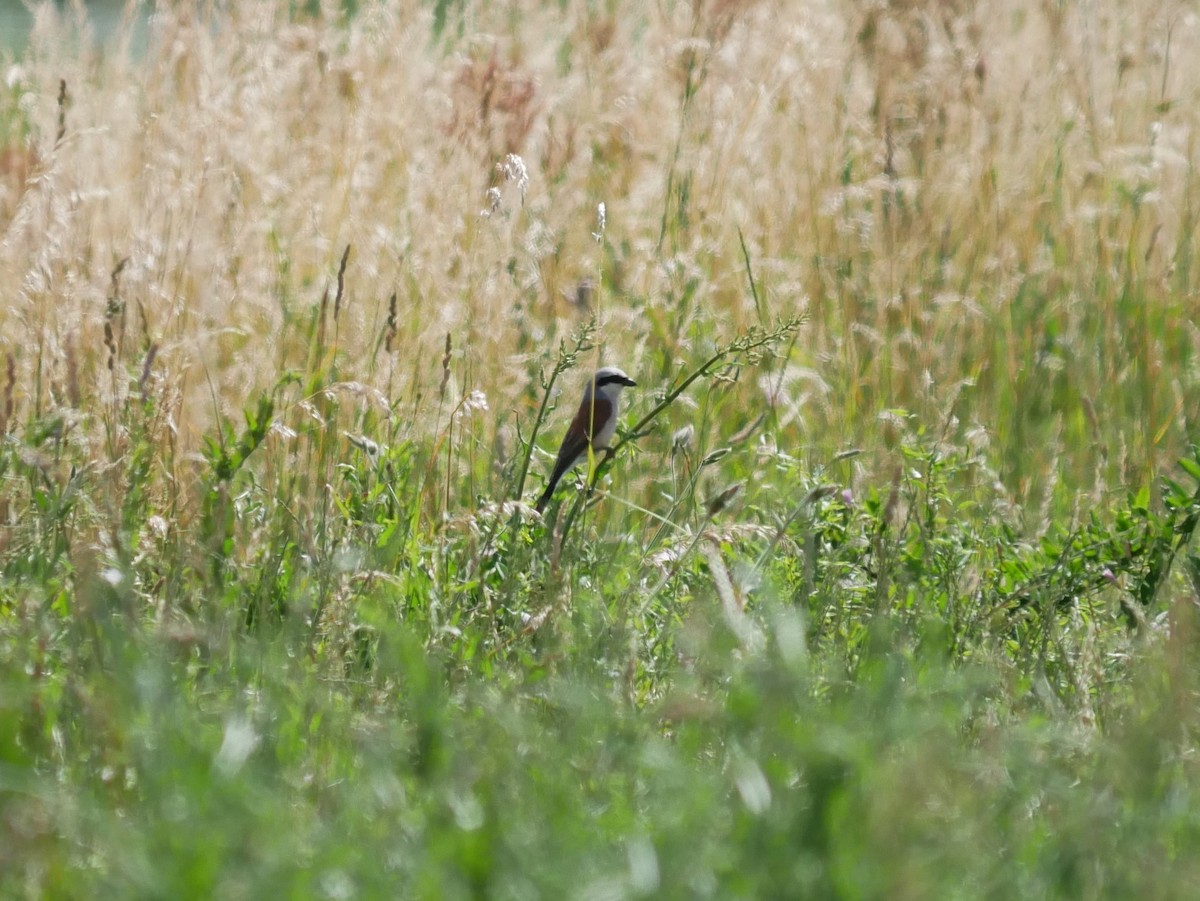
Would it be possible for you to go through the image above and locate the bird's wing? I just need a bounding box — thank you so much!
[536,396,614,512]
[569,395,613,447]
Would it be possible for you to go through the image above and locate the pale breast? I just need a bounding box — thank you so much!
[593,399,619,448]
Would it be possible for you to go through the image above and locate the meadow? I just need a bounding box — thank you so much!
[2,0,1200,896]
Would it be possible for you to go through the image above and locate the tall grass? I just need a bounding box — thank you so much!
[2,0,1200,895]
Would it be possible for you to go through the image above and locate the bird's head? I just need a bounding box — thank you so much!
[588,366,637,400]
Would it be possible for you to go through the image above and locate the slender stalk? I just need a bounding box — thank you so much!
[558,318,801,546]
[513,319,595,504]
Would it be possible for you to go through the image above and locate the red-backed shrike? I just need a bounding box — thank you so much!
[535,366,637,513]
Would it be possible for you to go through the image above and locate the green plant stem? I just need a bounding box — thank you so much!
[514,319,596,505]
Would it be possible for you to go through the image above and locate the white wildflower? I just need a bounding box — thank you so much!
[481,186,502,217]
[463,389,489,413]
[671,424,695,455]
[455,390,489,421]
[497,153,529,203]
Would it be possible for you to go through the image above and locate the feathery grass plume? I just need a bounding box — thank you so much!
[481,186,502,217]
[315,285,330,361]
[671,424,695,457]
[55,78,67,146]
[138,344,158,406]
[699,536,747,622]
[705,481,742,518]
[727,413,764,446]
[333,244,351,323]
[384,290,397,353]
[102,320,115,374]
[497,153,529,205]
[104,257,129,373]
[439,333,452,402]
[0,351,13,436]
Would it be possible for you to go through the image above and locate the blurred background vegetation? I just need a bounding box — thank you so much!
[0,0,141,52]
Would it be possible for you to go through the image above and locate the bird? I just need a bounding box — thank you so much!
[535,366,637,513]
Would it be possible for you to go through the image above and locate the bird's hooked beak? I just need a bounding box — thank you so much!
[593,370,637,391]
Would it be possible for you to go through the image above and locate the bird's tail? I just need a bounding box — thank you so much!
[535,454,574,513]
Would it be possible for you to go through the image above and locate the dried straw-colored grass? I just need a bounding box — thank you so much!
[0,0,1195,501]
